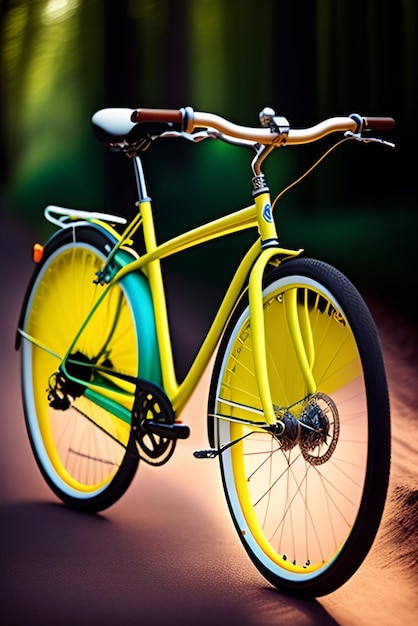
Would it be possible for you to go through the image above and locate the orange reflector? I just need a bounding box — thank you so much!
[32,243,44,263]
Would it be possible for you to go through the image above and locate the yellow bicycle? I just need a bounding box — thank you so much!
[17,105,394,596]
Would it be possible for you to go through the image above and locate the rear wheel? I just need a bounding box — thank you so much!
[209,258,390,596]
[20,225,158,512]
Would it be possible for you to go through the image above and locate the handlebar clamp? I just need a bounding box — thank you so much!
[349,113,363,134]
[259,107,290,137]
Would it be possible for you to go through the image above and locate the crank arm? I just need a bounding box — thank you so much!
[140,418,190,440]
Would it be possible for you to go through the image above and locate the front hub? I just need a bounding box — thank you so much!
[273,392,340,464]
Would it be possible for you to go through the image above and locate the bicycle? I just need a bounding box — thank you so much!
[16,105,394,597]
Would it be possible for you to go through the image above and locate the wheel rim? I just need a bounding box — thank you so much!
[22,243,138,497]
[216,276,368,580]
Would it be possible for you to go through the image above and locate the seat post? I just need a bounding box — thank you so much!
[133,155,150,202]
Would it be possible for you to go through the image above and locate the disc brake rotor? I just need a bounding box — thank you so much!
[273,392,340,465]
[299,392,340,465]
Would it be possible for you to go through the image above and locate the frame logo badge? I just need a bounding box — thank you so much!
[263,203,273,223]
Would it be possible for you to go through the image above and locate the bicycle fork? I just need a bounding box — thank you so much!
[249,190,316,427]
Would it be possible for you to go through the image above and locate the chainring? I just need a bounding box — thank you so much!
[133,386,177,466]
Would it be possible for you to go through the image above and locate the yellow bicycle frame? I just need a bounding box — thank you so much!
[28,155,316,428]
[89,173,304,426]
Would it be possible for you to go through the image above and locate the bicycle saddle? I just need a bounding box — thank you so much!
[92,108,177,152]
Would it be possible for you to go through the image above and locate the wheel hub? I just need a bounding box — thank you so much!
[273,392,340,464]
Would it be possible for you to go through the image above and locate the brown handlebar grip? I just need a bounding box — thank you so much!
[131,108,183,124]
[363,117,395,131]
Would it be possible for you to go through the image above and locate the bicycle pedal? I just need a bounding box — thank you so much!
[140,419,190,440]
[193,449,218,459]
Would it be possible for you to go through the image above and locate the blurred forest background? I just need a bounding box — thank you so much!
[0,0,417,354]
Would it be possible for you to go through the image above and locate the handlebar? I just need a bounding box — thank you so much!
[131,106,395,147]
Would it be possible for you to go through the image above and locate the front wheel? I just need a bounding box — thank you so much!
[208,258,390,597]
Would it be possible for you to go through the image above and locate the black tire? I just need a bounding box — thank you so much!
[208,257,390,596]
[19,224,159,512]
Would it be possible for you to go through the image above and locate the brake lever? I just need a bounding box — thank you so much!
[160,130,216,142]
[160,129,255,148]
[344,130,395,148]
